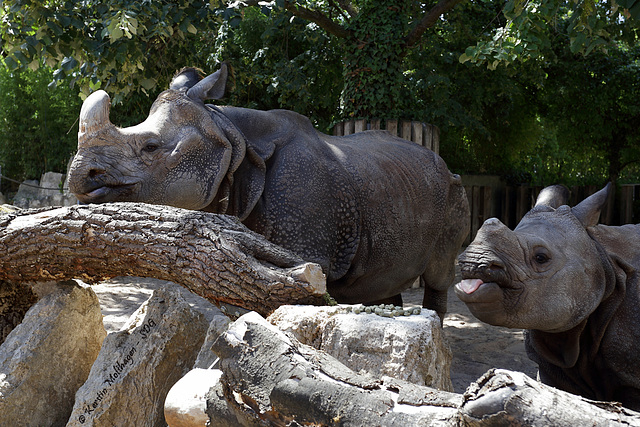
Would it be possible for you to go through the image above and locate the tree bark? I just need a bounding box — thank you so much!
[207,312,640,426]
[0,203,326,317]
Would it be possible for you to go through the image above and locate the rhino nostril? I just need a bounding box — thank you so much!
[88,168,106,178]
[488,260,505,271]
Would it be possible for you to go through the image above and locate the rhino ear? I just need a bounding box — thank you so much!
[170,67,204,91]
[572,183,612,227]
[187,63,229,102]
[535,185,570,209]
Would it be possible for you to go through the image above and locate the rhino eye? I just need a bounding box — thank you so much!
[534,252,550,264]
[142,142,159,153]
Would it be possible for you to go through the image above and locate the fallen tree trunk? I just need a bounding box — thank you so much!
[0,203,326,316]
[207,312,640,426]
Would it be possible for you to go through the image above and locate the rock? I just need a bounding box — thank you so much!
[0,192,6,205]
[0,280,38,345]
[268,304,453,391]
[164,368,222,427]
[67,287,209,427]
[38,171,65,198]
[207,311,461,425]
[0,280,106,427]
[13,179,40,205]
[193,314,231,370]
[11,172,77,209]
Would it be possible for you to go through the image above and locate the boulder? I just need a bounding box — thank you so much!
[268,304,453,391]
[67,287,209,427]
[13,179,40,205]
[38,171,65,198]
[164,368,222,427]
[193,313,231,370]
[0,280,106,427]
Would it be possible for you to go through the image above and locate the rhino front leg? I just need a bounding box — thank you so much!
[421,280,448,325]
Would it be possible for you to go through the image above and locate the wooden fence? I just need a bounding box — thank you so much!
[333,119,440,154]
[463,182,640,245]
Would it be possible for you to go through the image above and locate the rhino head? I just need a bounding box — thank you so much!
[68,64,262,219]
[456,184,614,332]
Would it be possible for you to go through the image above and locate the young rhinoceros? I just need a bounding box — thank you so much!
[456,183,640,410]
[67,64,470,319]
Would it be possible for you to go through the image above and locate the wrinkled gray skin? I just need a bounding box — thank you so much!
[456,183,640,410]
[68,64,470,319]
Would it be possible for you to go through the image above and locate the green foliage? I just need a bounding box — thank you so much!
[540,43,640,183]
[1,0,218,103]
[402,0,546,177]
[460,0,639,69]
[0,62,81,192]
[340,1,410,119]
[210,6,343,131]
[2,0,639,188]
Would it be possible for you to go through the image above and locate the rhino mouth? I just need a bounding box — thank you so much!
[454,263,521,327]
[76,183,137,204]
[454,264,515,304]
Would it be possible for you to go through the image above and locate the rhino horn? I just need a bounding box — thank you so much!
[535,185,570,209]
[78,90,113,146]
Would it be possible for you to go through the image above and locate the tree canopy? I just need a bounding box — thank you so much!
[1,0,639,187]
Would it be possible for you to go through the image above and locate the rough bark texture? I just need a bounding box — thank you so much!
[461,369,640,426]
[207,312,640,426]
[0,203,326,317]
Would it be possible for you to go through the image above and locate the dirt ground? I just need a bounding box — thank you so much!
[92,274,538,395]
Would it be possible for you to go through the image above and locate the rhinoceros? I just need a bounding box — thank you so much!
[456,183,640,410]
[68,64,469,318]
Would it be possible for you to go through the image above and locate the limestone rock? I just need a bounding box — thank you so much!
[38,171,65,198]
[67,287,209,427]
[164,368,222,427]
[268,305,453,391]
[193,313,231,370]
[0,280,106,427]
[13,179,40,203]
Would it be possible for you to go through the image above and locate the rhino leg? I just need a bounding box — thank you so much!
[421,281,448,325]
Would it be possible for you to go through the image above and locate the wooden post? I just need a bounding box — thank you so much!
[401,120,412,141]
[333,121,344,136]
[432,126,440,155]
[412,121,423,146]
[343,120,355,135]
[386,119,398,137]
[354,119,366,133]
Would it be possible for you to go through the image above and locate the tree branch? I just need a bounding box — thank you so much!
[405,0,466,49]
[284,1,353,39]
[0,203,326,317]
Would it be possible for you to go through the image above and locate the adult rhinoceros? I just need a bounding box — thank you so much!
[456,184,640,410]
[68,64,469,319]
